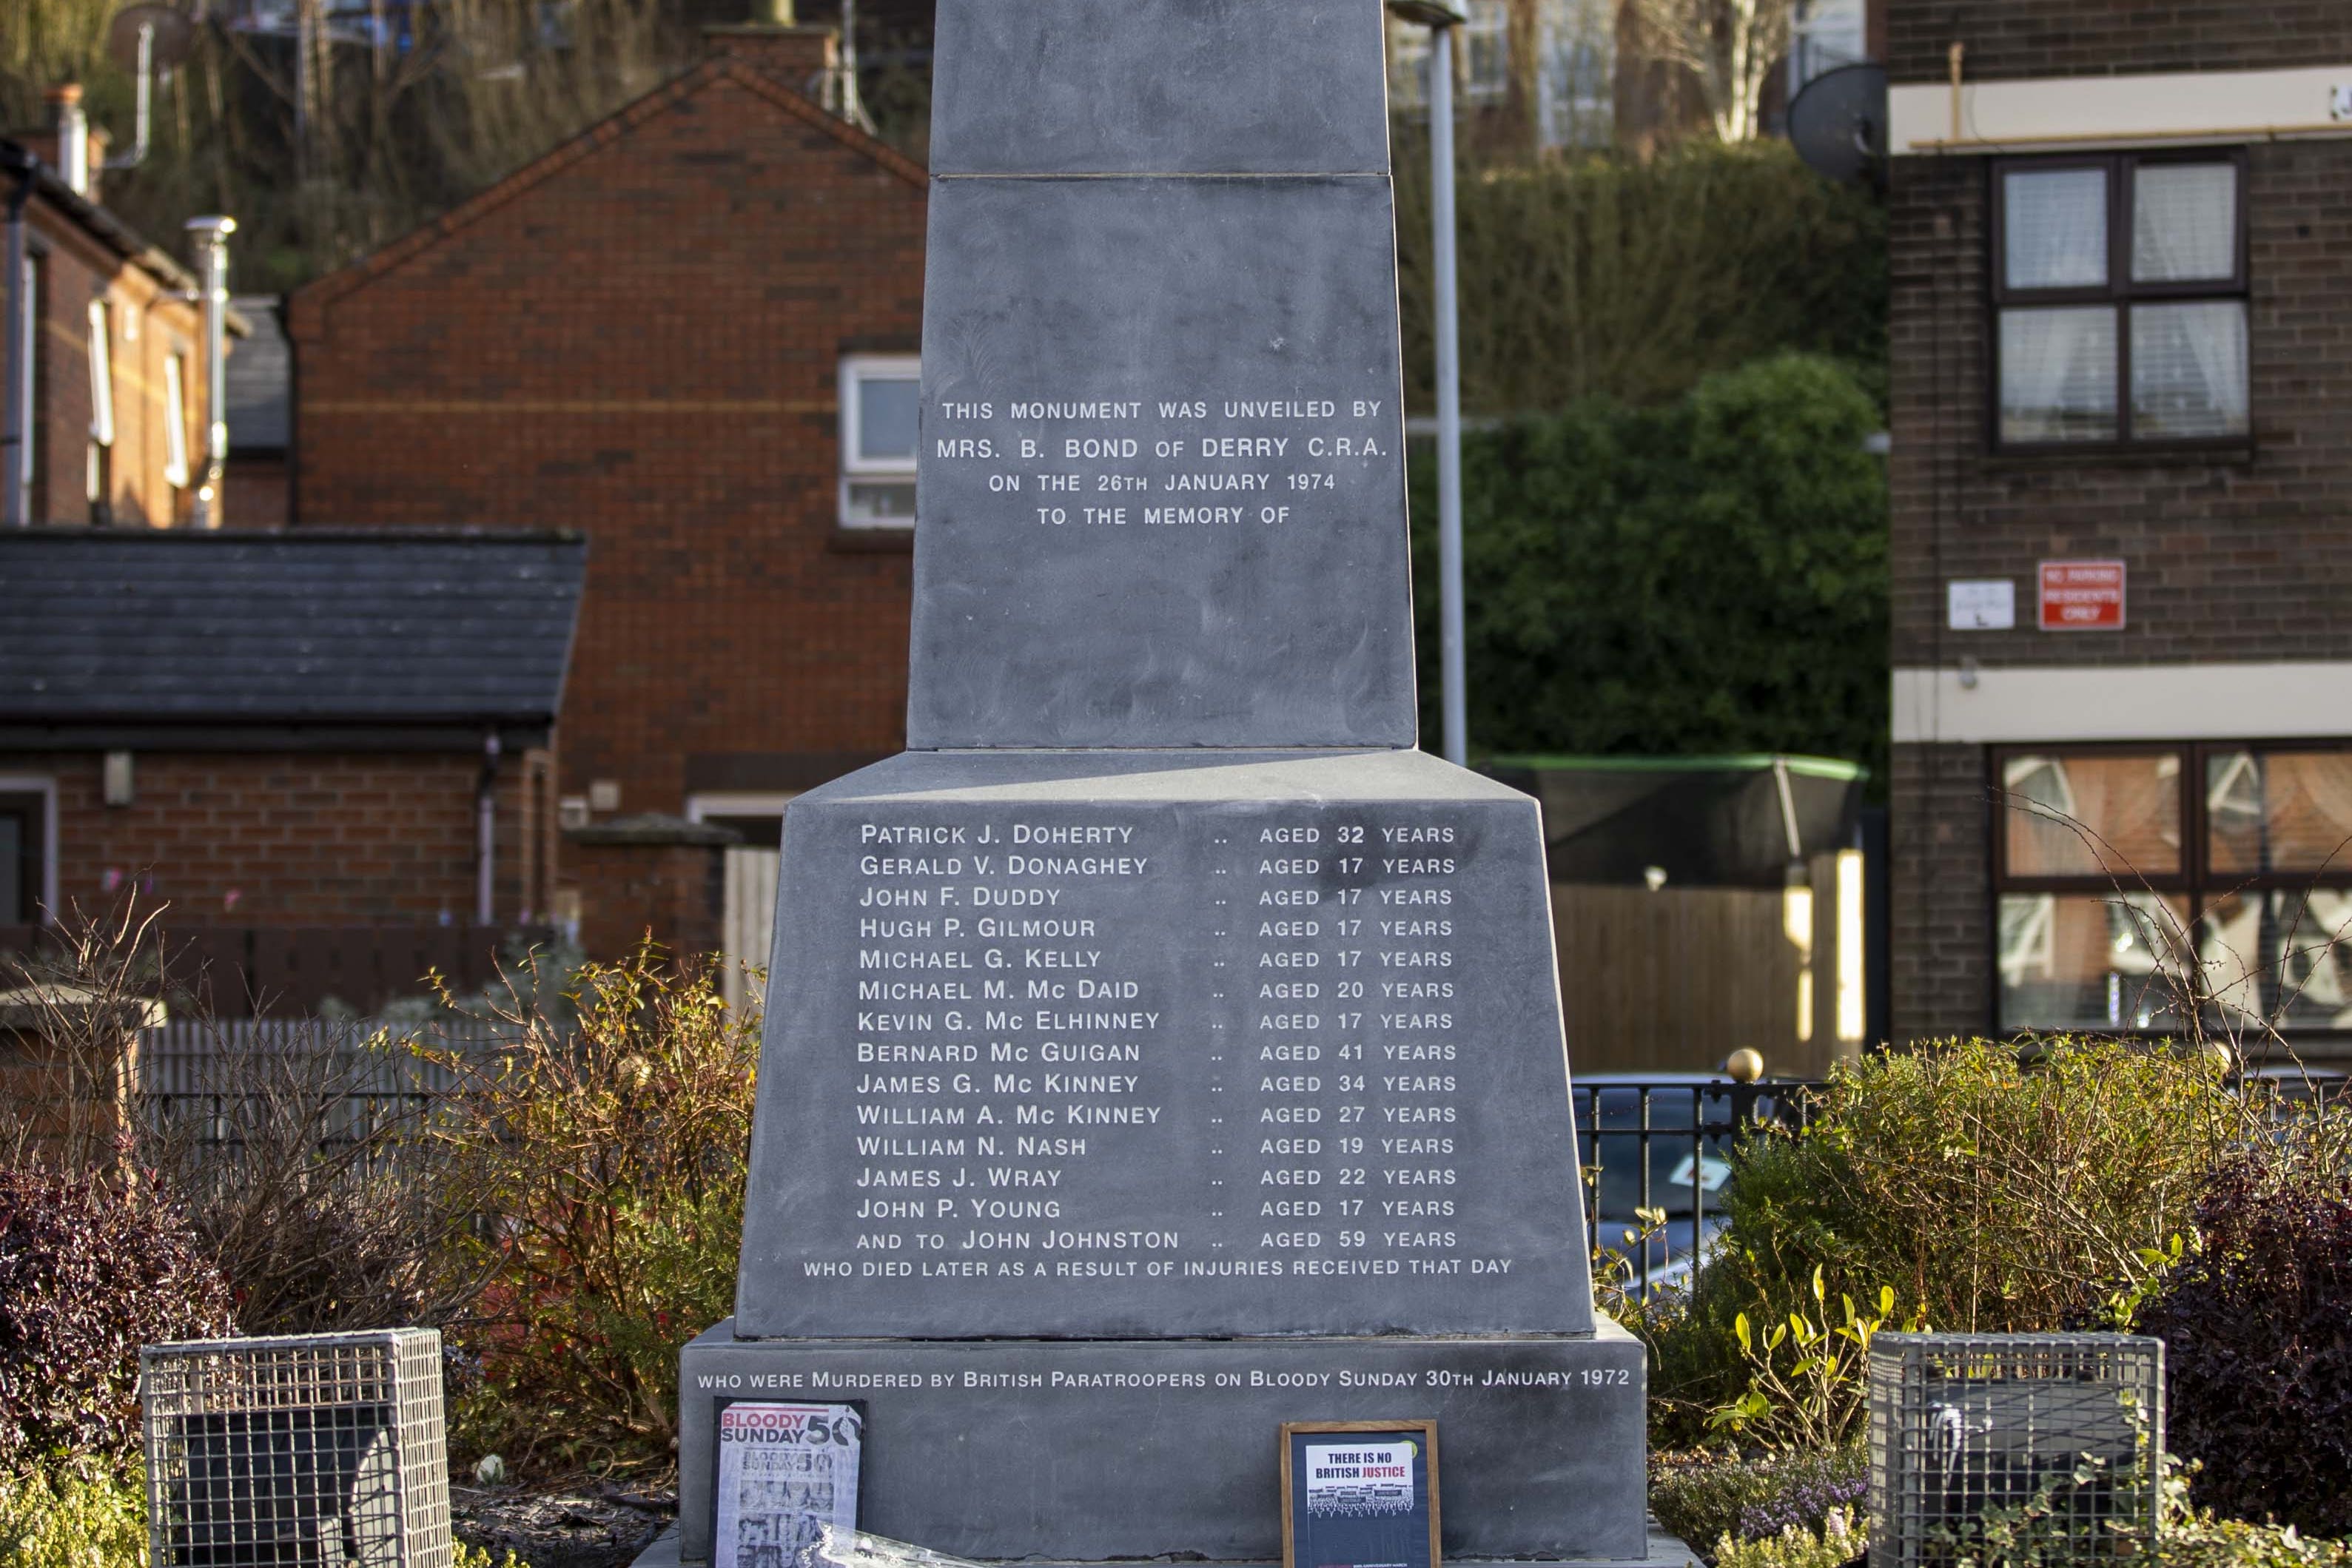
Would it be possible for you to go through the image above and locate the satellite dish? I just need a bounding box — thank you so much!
[107,4,196,73]
[1787,61,1888,184]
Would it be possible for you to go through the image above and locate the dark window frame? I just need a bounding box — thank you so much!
[1989,739,2352,1035]
[0,790,48,928]
[1989,149,2251,454]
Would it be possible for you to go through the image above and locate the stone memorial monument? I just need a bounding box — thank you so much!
[676,1,1646,1560]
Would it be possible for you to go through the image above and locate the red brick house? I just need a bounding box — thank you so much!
[3,104,235,530]
[0,528,586,1013]
[288,20,926,966]
[1886,1,2352,1063]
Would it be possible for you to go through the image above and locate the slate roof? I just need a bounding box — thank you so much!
[225,295,289,453]
[0,529,586,729]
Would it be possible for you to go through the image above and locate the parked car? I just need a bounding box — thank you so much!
[1570,1071,1813,1296]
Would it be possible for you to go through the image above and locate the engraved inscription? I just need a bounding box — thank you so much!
[798,804,1532,1296]
[930,394,1393,534]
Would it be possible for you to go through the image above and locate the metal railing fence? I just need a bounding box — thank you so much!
[1575,1077,1825,1300]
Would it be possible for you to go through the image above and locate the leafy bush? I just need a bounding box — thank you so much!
[0,1162,235,1469]
[1715,1040,2240,1334]
[2162,1515,2352,1568]
[1411,353,1886,775]
[1650,1444,1865,1558]
[454,1544,528,1568]
[1394,138,1886,415]
[2137,1135,2352,1534]
[1925,1449,2167,1568]
[1641,1040,2245,1446]
[425,945,759,1474]
[1710,1512,1861,1568]
[0,1453,147,1568]
[1709,1273,1918,1451]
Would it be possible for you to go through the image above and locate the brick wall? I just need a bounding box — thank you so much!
[1884,14,2352,1040]
[1888,3,2352,84]
[225,452,290,528]
[1888,140,2352,673]
[565,816,735,963]
[1888,741,1990,1040]
[21,749,553,927]
[289,38,926,823]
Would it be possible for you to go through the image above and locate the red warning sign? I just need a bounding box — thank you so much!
[2038,560,2126,631]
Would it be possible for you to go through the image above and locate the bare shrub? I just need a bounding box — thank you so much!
[140,1016,487,1335]
[0,901,169,1175]
[2,898,487,1337]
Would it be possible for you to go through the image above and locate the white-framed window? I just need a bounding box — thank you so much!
[163,351,189,488]
[839,354,918,528]
[84,299,113,515]
[1387,2,1511,112]
[86,300,112,447]
[1788,0,1867,96]
[1461,0,1511,104]
[1538,0,1614,149]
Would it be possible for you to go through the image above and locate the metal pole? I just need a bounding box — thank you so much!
[185,216,234,528]
[1,164,28,529]
[477,730,500,926]
[1430,23,1467,768]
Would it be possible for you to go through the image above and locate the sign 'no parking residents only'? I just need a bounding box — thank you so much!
[2039,560,2127,631]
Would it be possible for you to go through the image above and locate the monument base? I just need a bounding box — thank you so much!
[676,1320,1648,1566]
[634,1529,1701,1568]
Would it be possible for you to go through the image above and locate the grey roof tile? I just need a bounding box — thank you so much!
[0,529,586,726]
[225,295,291,452]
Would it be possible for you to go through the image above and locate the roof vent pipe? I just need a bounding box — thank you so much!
[104,21,155,172]
[184,215,235,528]
[1,143,34,529]
[47,86,88,195]
[749,0,793,23]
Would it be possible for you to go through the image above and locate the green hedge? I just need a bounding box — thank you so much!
[1394,139,1887,416]
[1408,352,1887,782]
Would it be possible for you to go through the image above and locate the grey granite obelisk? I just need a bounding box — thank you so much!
[676,3,1646,1560]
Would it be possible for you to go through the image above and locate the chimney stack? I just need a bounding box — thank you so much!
[47,85,88,196]
[705,0,843,106]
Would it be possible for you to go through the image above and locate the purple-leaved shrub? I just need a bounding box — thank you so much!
[0,1161,235,1467]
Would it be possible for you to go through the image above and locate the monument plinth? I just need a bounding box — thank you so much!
[678,3,1645,1560]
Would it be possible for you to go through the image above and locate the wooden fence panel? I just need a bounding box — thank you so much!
[1553,884,1801,1077]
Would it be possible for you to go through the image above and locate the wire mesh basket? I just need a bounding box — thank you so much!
[141,1329,451,1568]
[1867,1333,2163,1568]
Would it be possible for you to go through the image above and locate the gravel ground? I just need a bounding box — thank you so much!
[453,1479,676,1568]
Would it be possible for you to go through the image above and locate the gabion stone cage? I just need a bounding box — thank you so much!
[1867,1333,2163,1568]
[141,1329,451,1568]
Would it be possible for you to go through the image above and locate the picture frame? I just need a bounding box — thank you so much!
[1279,1419,1441,1568]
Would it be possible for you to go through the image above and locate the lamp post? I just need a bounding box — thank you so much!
[1387,0,1468,767]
